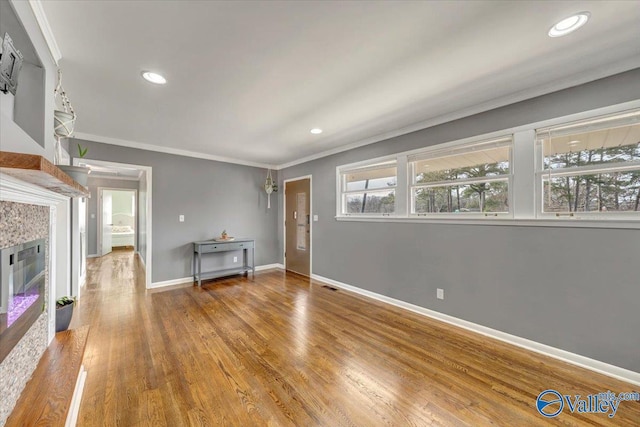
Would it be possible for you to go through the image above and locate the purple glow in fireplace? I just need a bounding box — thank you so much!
[1,238,47,362]
[7,292,40,327]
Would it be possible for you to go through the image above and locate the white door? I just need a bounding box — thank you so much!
[101,190,113,256]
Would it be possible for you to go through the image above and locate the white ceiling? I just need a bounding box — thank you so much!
[40,1,640,168]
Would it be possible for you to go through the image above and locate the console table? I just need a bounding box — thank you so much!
[193,239,255,286]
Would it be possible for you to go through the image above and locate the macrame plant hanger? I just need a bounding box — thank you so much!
[53,69,76,164]
[264,169,275,209]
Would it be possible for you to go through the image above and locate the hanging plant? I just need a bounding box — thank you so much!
[53,69,77,164]
[53,69,76,138]
[264,169,278,209]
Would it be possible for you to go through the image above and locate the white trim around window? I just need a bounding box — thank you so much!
[336,100,640,229]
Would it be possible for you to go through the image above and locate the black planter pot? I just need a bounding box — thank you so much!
[55,304,74,332]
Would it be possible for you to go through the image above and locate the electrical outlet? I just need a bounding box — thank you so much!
[179,215,184,222]
[437,288,444,300]
[233,256,238,263]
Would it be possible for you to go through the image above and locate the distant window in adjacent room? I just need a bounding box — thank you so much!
[537,109,640,217]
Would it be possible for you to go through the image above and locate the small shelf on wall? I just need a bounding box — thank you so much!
[0,151,89,197]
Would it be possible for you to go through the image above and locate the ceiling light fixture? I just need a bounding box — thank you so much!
[548,12,590,37]
[141,71,167,85]
[568,140,581,145]
[310,128,323,134]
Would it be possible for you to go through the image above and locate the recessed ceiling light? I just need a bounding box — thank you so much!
[568,140,581,145]
[141,71,167,85]
[548,12,590,37]
[310,128,323,134]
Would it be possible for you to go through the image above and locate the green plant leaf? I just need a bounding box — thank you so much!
[77,143,88,158]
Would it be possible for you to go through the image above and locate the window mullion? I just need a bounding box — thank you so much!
[513,129,536,219]
[396,155,408,216]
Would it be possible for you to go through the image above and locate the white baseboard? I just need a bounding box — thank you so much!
[66,364,87,427]
[135,251,146,270]
[311,273,640,387]
[148,276,192,289]
[86,254,99,259]
[256,263,284,271]
[149,263,285,289]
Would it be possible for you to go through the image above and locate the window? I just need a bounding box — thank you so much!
[339,160,397,215]
[335,101,640,227]
[409,137,512,216]
[537,109,640,216]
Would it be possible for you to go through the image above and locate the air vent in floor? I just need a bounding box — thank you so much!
[322,285,338,291]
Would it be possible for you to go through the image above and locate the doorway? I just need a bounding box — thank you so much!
[284,176,311,276]
[74,158,153,289]
[98,188,137,256]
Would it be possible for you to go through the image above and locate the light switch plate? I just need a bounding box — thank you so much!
[313,215,318,222]
[179,215,184,222]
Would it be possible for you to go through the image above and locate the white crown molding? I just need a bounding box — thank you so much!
[27,0,62,65]
[73,132,276,170]
[311,273,640,387]
[71,60,639,172]
[88,173,141,182]
[276,58,640,170]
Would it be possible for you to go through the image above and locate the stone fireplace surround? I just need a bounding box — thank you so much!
[0,167,73,426]
[0,201,51,425]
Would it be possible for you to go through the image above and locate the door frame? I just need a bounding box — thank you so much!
[283,175,312,276]
[75,158,153,289]
[97,187,138,254]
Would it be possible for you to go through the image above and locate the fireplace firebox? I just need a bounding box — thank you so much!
[0,238,46,362]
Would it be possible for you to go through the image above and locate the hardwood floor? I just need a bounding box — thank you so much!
[73,251,639,426]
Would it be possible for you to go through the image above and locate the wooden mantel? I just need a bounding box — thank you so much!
[0,151,89,197]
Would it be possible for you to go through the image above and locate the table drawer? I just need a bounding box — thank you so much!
[197,241,254,253]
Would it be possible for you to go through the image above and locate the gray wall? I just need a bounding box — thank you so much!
[71,142,280,284]
[86,177,139,255]
[0,0,45,148]
[279,68,640,372]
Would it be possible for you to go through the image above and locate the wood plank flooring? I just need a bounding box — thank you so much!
[72,250,639,426]
[6,326,89,426]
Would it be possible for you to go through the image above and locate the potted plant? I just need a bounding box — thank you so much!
[58,143,91,186]
[55,296,76,332]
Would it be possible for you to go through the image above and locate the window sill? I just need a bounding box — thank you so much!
[335,215,640,229]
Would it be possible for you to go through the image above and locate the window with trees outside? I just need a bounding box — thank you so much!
[409,137,512,215]
[340,161,397,215]
[336,103,639,226]
[537,109,640,216]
